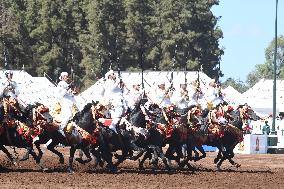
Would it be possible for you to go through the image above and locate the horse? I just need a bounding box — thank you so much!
[0,98,44,169]
[124,98,172,170]
[19,101,116,173]
[183,104,260,170]
[19,103,65,165]
[46,101,116,173]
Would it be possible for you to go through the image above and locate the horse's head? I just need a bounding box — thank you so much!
[73,102,99,133]
[187,105,202,126]
[1,97,23,120]
[91,101,106,120]
[33,103,53,123]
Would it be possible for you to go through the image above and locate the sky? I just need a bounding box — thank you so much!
[212,0,284,82]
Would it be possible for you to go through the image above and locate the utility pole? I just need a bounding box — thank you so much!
[272,0,278,135]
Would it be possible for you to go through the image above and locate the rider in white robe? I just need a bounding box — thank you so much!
[103,70,127,133]
[207,79,223,108]
[0,70,20,99]
[127,83,143,110]
[57,72,78,137]
[171,83,189,109]
[155,81,172,107]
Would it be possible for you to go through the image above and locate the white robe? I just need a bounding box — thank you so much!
[171,89,188,109]
[155,87,172,107]
[57,80,77,129]
[207,86,223,107]
[0,80,19,98]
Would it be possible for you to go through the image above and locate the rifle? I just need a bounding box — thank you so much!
[169,44,177,91]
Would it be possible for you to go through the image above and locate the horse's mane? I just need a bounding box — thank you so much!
[73,103,93,123]
[132,98,148,114]
[21,103,42,124]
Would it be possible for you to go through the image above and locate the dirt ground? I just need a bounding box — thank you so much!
[1,146,284,189]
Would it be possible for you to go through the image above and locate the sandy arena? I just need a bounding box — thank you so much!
[1,146,284,189]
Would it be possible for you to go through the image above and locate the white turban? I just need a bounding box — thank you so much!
[105,70,114,79]
[59,72,68,80]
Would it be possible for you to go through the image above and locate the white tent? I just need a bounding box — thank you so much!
[222,85,242,105]
[241,79,284,115]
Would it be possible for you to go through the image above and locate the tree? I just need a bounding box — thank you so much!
[0,0,29,70]
[1,0,224,89]
[222,77,248,93]
[246,35,284,87]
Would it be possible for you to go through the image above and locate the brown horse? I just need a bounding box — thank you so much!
[0,99,46,169]
[182,105,243,170]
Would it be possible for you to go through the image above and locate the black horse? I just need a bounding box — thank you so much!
[125,98,171,170]
[44,102,116,173]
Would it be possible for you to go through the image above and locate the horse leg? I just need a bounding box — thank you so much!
[214,147,223,164]
[26,146,47,171]
[165,144,176,166]
[138,149,151,170]
[77,146,92,164]
[216,155,226,171]
[113,134,129,167]
[226,149,241,168]
[174,144,185,168]
[194,145,206,161]
[34,140,43,162]
[68,146,76,173]
[156,147,171,171]
[0,145,17,166]
[98,148,117,173]
[216,146,230,170]
[46,140,64,164]
[147,146,160,172]
[128,140,147,161]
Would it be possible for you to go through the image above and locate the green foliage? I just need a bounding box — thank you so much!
[0,0,223,89]
[221,77,248,93]
[246,35,284,87]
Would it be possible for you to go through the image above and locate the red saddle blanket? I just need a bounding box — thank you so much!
[98,118,112,127]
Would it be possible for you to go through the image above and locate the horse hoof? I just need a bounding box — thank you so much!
[85,158,92,164]
[216,165,221,171]
[166,166,173,172]
[67,167,74,174]
[75,158,85,164]
[235,163,241,168]
[19,157,29,161]
[106,164,117,173]
[139,166,145,171]
[12,161,18,166]
[99,161,104,168]
[214,158,219,164]
[178,160,186,168]
[42,167,49,172]
[109,167,117,173]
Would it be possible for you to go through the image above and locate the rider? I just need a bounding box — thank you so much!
[103,70,127,133]
[57,71,78,137]
[171,82,189,109]
[207,79,223,109]
[187,79,204,107]
[155,81,173,107]
[1,70,20,99]
[127,82,143,110]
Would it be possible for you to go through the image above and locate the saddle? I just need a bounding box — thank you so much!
[51,101,78,123]
[64,122,98,145]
